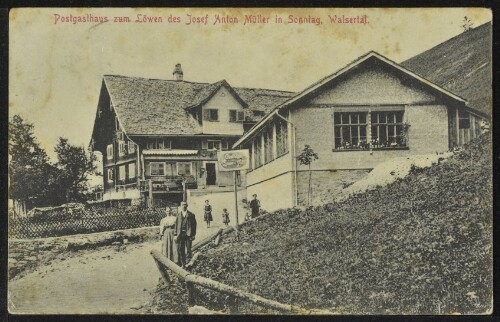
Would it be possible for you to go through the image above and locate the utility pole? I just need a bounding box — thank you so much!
[233,170,239,231]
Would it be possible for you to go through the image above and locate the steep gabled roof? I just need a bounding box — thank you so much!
[97,75,294,137]
[103,75,204,135]
[401,22,492,117]
[185,80,249,111]
[234,51,469,148]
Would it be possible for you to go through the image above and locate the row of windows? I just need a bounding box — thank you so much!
[147,139,171,150]
[106,163,136,183]
[146,139,230,151]
[107,139,232,160]
[149,162,192,176]
[203,109,245,122]
[333,111,407,150]
[107,141,136,160]
[251,119,289,169]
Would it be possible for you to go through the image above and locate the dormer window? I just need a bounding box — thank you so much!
[203,109,219,122]
[229,110,245,122]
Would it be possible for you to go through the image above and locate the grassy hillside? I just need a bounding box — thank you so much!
[191,134,492,314]
[402,22,492,117]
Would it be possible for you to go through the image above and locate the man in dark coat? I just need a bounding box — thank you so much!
[249,194,261,218]
[174,201,197,267]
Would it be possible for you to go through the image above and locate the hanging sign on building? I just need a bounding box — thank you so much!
[217,150,249,171]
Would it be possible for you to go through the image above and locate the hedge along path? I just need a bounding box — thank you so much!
[151,226,331,315]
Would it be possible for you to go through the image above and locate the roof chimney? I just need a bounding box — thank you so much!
[173,63,183,81]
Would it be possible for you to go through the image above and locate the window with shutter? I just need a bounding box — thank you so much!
[128,163,136,179]
[203,109,219,121]
[203,109,210,121]
[119,165,126,182]
[237,111,245,121]
[229,110,244,122]
[229,110,237,122]
[118,141,126,156]
[106,144,113,160]
[128,142,136,154]
[150,162,165,176]
[107,168,114,182]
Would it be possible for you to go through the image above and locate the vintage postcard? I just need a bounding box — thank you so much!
[8,7,492,315]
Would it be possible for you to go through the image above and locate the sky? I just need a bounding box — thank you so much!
[9,7,492,161]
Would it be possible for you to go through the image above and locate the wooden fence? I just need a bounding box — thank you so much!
[150,228,315,314]
[9,206,167,239]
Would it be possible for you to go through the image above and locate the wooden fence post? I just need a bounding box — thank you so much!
[148,179,153,208]
[153,257,171,284]
[186,281,196,306]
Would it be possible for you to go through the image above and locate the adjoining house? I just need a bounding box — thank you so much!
[233,49,490,211]
[89,64,294,206]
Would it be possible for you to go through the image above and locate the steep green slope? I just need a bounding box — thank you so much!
[192,134,492,314]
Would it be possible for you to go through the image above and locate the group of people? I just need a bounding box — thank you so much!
[202,194,261,227]
[158,195,261,267]
[202,200,230,228]
[159,201,197,267]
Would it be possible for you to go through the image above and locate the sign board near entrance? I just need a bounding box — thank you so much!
[217,150,249,171]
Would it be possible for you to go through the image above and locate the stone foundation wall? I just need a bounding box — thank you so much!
[297,169,370,206]
[8,226,160,280]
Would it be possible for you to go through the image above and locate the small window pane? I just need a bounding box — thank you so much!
[379,112,387,123]
[359,113,366,124]
[360,126,367,137]
[341,113,349,124]
[396,112,403,123]
[351,113,359,124]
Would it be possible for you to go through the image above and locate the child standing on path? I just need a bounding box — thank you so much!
[204,200,213,228]
[222,208,230,227]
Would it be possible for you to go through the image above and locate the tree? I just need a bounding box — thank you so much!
[8,115,52,213]
[296,145,319,206]
[54,137,97,203]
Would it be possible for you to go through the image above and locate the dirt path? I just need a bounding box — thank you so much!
[8,225,221,314]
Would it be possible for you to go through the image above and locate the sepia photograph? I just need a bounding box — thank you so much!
[7,7,493,315]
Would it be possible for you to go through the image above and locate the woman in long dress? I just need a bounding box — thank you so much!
[204,199,213,228]
[159,207,179,264]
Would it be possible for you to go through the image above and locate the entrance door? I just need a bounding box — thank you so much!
[206,163,217,186]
